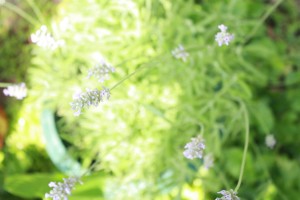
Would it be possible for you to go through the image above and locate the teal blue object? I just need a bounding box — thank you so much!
[41,109,82,176]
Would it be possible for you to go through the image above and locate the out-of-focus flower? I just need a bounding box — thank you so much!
[3,83,27,100]
[45,177,82,200]
[216,189,240,200]
[70,87,110,116]
[172,44,189,62]
[203,153,214,169]
[0,0,6,5]
[59,17,73,32]
[87,59,115,83]
[215,24,234,46]
[265,134,276,149]
[31,25,65,50]
[183,135,205,159]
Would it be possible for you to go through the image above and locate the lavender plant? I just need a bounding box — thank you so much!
[183,135,205,159]
[216,189,240,200]
[87,59,115,83]
[70,87,110,116]
[2,0,290,199]
[171,44,189,62]
[0,82,27,100]
[30,25,64,50]
[45,177,82,200]
[215,24,234,47]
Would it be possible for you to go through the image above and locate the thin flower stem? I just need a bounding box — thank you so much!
[234,99,249,192]
[109,44,205,91]
[199,76,237,115]
[109,43,206,92]
[81,159,101,177]
[185,45,204,53]
[3,2,39,26]
[243,0,283,45]
[80,135,132,176]
[110,55,169,91]
[0,82,12,87]
[25,0,44,23]
[109,66,143,91]
[214,165,230,189]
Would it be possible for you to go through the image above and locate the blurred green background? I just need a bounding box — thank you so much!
[0,0,300,199]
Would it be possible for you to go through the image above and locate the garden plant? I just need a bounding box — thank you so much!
[1,0,300,200]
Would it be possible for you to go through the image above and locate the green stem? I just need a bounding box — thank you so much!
[234,99,249,192]
[110,55,169,91]
[113,43,204,72]
[109,66,143,91]
[3,2,39,26]
[185,45,206,53]
[243,0,283,45]
[198,76,237,115]
[81,159,100,177]
[0,82,12,87]
[25,0,44,23]
[214,165,230,189]
[109,43,205,91]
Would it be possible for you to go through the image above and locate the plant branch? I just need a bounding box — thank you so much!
[243,0,283,45]
[3,2,39,26]
[234,99,249,192]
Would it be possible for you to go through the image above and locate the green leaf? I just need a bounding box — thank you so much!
[285,71,300,86]
[4,172,107,199]
[250,101,274,134]
[224,148,255,183]
[71,172,106,200]
[4,173,64,198]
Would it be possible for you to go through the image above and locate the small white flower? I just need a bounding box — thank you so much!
[45,177,82,200]
[31,25,64,50]
[183,135,205,159]
[216,189,240,200]
[218,24,227,32]
[172,44,189,62]
[265,134,276,149]
[3,83,27,100]
[87,59,115,83]
[70,87,111,116]
[203,153,214,169]
[215,24,234,46]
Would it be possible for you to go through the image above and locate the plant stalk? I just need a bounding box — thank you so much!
[234,100,249,192]
[243,0,283,45]
[3,1,39,26]
[0,82,12,87]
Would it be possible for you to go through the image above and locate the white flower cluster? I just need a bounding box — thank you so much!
[171,44,189,62]
[3,83,27,100]
[45,177,82,200]
[183,135,214,169]
[31,25,64,50]
[173,24,234,62]
[216,189,240,200]
[87,59,115,83]
[70,87,110,116]
[265,134,276,149]
[215,24,234,46]
[183,135,205,159]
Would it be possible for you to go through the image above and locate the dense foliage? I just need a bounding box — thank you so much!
[1,0,300,199]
